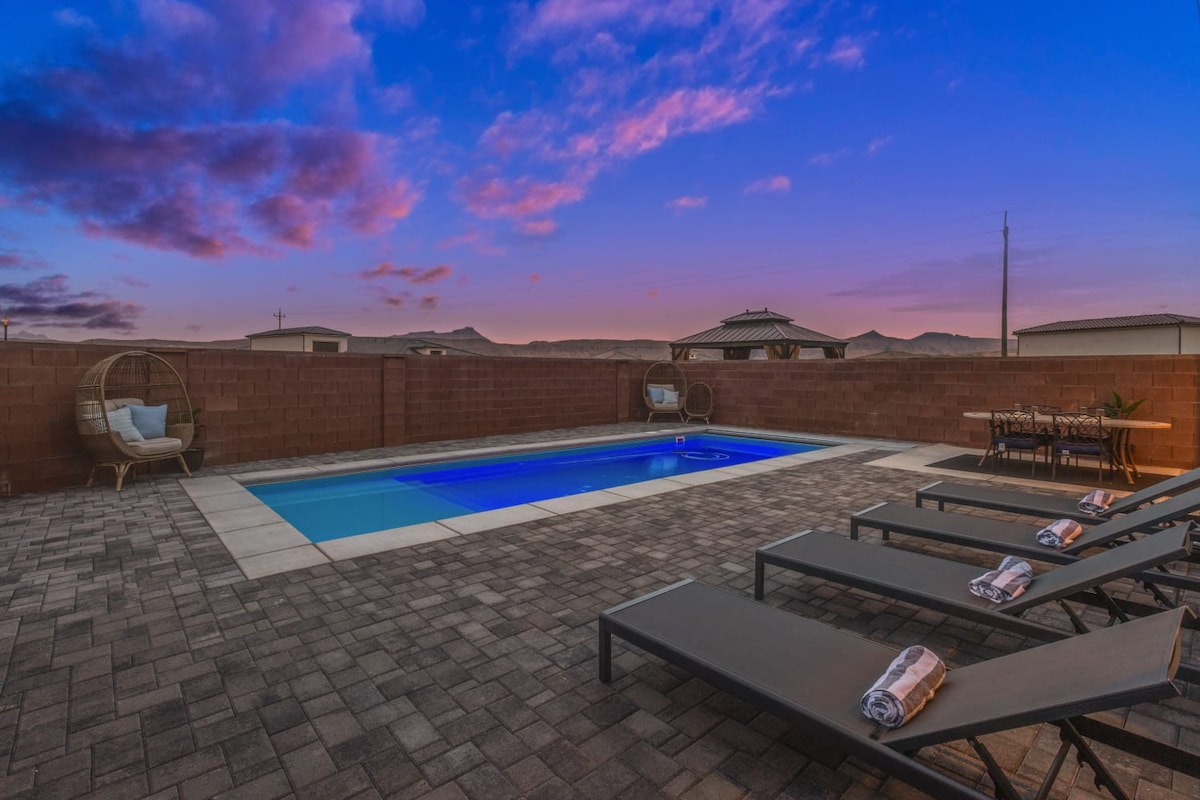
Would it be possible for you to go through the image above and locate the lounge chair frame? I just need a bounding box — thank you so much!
[914,470,1200,524]
[600,579,1194,799]
[850,489,1200,594]
[754,526,1200,683]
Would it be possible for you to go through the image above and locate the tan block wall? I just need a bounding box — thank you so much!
[2,344,1197,496]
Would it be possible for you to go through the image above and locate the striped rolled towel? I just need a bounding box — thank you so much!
[1035,518,1085,548]
[860,646,946,729]
[968,555,1033,603]
[1078,489,1115,515]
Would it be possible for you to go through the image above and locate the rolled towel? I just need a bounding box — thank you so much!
[860,646,946,729]
[1035,518,1085,548]
[968,555,1033,603]
[1078,489,1115,515]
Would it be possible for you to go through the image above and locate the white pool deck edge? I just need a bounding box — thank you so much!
[180,426,908,579]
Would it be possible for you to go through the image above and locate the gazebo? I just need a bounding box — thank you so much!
[670,308,848,361]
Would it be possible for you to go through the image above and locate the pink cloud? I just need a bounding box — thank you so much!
[808,148,852,166]
[519,219,557,236]
[865,135,893,156]
[520,0,717,41]
[117,276,150,288]
[358,262,452,284]
[647,288,659,299]
[610,87,760,157]
[459,173,585,220]
[0,273,141,330]
[0,2,423,259]
[827,35,868,68]
[418,295,438,310]
[744,175,790,194]
[529,273,542,283]
[667,195,707,211]
[438,230,505,256]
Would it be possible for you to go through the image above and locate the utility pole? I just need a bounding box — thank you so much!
[1001,211,1009,357]
[274,308,286,330]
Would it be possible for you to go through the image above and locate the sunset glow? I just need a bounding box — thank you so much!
[1,2,1196,343]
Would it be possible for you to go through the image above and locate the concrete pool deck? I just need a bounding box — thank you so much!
[0,422,1196,800]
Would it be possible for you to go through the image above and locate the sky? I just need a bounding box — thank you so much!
[0,1,1197,344]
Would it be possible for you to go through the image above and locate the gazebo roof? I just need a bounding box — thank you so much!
[671,308,848,349]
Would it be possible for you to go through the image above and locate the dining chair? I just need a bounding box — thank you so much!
[980,409,1041,475]
[1051,412,1114,481]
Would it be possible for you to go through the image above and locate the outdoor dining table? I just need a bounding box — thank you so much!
[963,411,1172,485]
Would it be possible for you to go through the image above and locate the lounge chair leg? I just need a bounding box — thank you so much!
[967,737,1024,800]
[1055,720,1132,800]
[86,465,98,488]
[1056,600,1090,634]
[1032,736,1073,800]
[176,453,192,477]
[598,619,612,683]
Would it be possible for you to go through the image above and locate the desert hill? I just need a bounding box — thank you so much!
[46,326,1012,359]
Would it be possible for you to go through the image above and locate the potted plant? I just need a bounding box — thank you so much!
[1101,391,1145,420]
[182,407,206,471]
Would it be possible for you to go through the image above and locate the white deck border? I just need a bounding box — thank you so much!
[181,426,911,579]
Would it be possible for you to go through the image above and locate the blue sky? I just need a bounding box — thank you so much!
[1,1,1197,343]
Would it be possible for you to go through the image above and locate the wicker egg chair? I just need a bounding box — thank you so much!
[76,351,195,490]
[643,361,687,422]
[684,382,714,424]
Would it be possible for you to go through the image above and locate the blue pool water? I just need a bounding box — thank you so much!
[249,433,820,542]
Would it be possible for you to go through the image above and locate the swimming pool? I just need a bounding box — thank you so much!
[249,433,821,542]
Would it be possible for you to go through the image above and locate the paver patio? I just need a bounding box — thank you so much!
[1,423,1196,800]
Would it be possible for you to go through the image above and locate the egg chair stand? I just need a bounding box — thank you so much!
[75,351,195,491]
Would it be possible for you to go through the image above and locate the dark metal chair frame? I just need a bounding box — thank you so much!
[979,409,1043,476]
[1051,412,1114,482]
[753,526,1200,684]
[849,490,1200,594]
[600,579,1196,800]
[914,471,1200,525]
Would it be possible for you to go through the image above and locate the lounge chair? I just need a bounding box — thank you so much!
[599,579,1196,800]
[914,466,1200,523]
[851,489,1200,594]
[753,526,1199,684]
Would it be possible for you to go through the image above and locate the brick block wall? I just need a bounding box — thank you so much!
[677,355,1200,468]
[3,344,1197,496]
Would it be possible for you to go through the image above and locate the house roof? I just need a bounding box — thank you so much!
[246,326,351,339]
[671,308,848,348]
[1014,314,1200,336]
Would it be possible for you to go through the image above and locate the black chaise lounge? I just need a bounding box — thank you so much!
[850,488,1200,594]
[599,580,1194,800]
[753,525,1199,683]
[914,467,1200,523]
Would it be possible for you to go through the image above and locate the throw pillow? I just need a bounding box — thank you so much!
[662,389,679,404]
[130,403,168,439]
[108,405,146,442]
[648,386,665,403]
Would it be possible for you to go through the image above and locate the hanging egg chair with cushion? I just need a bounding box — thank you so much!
[75,351,195,490]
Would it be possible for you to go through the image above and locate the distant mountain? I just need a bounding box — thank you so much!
[68,326,1010,359]
[846,330,1012,358]
[12,331,53,341]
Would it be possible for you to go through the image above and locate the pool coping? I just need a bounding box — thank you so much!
[180,426,910,579]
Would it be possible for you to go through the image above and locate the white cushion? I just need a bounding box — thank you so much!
[662,388,679,405]
[125,437,183,456]
[130,403,168,439]
[108,405,145,442]
[648,386,665,403]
